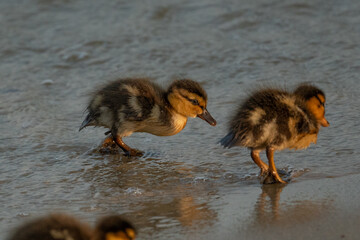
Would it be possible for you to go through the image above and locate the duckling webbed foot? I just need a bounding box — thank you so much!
[124,148,144,157]
[113,134,144,157]
[262,170,287,184]
[99,136,119,154]
[259,168,269,178]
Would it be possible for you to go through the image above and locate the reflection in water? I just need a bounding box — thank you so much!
[177,196,215,227]
[80,153,217,237]
[255,184,285,221]
[127,192,217,234]
[251,184,332,228]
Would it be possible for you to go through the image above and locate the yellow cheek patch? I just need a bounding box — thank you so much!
[168,89,204,117]
[105,228,136,240]
[168,90,186,112]
[125,228,136,239]
[306,96,325,120]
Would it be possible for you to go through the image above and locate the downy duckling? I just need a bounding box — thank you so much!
[93,215,136,240]
[7,214,91,240]
[79,78,216,156]
[220,84,329,184]
[7,214,136,240]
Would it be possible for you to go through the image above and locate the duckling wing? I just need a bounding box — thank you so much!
[117,80,167,122]
[122,94,158,121]
[222,89,292,149]
[84,79,169,133]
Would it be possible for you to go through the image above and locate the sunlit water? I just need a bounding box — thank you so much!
[1,0,360,239]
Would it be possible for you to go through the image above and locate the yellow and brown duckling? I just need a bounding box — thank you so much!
[7,213,136,240]
[79,78,216,156]
[93,215,136,240]
[220,83,329,184]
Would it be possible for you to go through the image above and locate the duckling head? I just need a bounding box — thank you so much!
[294,84,330,127]
[94,216,136,240]
[167,79,217,126]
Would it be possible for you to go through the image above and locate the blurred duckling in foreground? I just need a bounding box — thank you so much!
[79,78,216,156]
[7,213,136,240]
[220,84,329,184]
[93,215,136,240]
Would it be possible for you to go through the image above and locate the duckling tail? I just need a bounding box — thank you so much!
[79,114,94,131]
[219,132,237,148]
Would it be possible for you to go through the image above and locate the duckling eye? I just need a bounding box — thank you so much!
[190,99,199,105]
[318,102,325,108]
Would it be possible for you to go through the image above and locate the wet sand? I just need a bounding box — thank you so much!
[214,174,360,240]
[1,0,360,239]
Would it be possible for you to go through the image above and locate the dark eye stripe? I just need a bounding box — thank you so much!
[315,95,325,107]
[179,93,200,106]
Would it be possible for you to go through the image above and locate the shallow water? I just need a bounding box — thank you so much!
[1,0,360,239]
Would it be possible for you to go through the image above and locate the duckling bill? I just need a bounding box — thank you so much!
[220,84,329,184]
[79,78,216,156]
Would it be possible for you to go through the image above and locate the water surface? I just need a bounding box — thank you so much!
[1,0,360,239]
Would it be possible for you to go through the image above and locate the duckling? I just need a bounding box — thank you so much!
[220,83,329,184]
[7,213,136,240]
[92,215,136,240]
[79,78,216,156]
[7,213,91,240]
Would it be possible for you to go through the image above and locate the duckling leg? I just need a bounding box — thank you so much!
[102,136,117,148]
[251,149,269,176]
[113,135,143,157]
[265,147,287,184]
[98,136,119,154]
